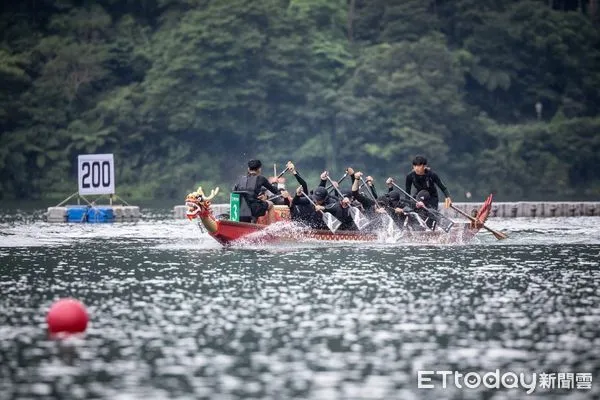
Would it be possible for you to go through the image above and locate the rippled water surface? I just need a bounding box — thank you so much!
[0,208,599,399]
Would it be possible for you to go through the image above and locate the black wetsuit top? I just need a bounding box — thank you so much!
[291,171,309,195]
[352,189,377,217]
[334,203,356,231]
[290,195,313,222]
[287,171,311,220]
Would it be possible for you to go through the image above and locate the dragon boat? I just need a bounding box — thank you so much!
[185,187,492,246]
[185,187,494,246]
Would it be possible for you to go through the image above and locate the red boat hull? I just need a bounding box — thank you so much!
[206,219,380,246]
[201,194,495,246]
[206,220,486,246]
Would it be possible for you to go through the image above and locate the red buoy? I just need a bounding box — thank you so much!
[47,298,89,335]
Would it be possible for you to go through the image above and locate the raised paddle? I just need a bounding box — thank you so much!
[276,167,289,179]
[259,167,289,200]
[326,172,348,191]
[265,192,285,201]
[390,182,454,233]
[300,190,342,233]
[326,176,370,230]
[450,204,508,240]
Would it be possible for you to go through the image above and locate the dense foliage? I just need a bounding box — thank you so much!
[1,0,599,203]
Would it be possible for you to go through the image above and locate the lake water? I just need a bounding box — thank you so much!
[0,208,599,400]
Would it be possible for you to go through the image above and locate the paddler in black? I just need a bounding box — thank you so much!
[412,190,438,230]
[308,186,348,229]
[381,179,422,229]
[290,186,334,229]
[285,161,308,195]
[285,161,313,222]
[337,195,357,230]
[289,185,313,223]
[345,167,377,201]
[405,155,452,210]
[386,190,411,227]
[347,170,398,231]
[319,171,341,199]
[233,159,280,224]
[350,171,379,217]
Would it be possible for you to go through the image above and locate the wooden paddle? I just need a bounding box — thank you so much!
[276,167,289,179]
[450,204,508,240]
[301,190,342,233]
[326,172,348,191]
[259,167,289,200]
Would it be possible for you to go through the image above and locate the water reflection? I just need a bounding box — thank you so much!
[0,213,599,399]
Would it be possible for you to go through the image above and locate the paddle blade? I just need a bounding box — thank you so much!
[437,216,454,233]
[381,213,399,236]
[322,212,342,233]
[492,229,508,240]
[349,207,370,230]
[408,212,429,229]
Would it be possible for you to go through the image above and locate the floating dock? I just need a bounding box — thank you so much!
[174,202,600,219]
[46,192,140,223]
[45,205,141,223]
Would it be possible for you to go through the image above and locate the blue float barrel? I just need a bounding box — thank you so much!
[66,206,88,223]
[87,206,115,223]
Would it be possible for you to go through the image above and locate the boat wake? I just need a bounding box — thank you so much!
[230,221,311,247]
[227,220,476,249]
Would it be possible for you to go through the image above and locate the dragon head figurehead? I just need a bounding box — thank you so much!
[185,186,219,220]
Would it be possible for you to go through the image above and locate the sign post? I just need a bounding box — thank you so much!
[77,154,115,196]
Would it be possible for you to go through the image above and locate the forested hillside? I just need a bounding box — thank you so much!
[1,0,599,202]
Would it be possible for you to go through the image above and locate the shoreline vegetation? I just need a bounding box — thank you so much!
[1,0,599,203]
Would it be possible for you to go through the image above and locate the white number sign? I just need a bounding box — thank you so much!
[78,154,115,195]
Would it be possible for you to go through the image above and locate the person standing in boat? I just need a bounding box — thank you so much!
[405,155,452,211]
[233,159,281,224]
